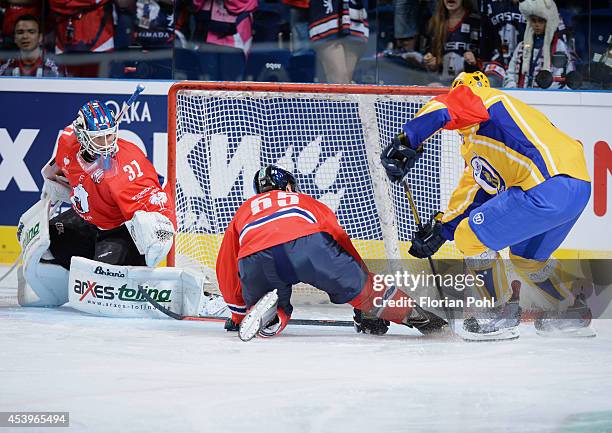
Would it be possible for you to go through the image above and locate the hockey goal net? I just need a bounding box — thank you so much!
[168,82,464,299]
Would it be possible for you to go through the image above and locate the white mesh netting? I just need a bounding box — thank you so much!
[171,87,464,300]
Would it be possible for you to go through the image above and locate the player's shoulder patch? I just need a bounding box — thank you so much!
[57,125,79,154]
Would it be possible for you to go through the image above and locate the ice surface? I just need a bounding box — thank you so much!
[1,265,612,433]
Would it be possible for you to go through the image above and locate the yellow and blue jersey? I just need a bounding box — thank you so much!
[401,85,590,237]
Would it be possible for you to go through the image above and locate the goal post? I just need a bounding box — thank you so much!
[167,82,464,294]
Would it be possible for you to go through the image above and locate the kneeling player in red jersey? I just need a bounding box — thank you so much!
[216,164,447,341]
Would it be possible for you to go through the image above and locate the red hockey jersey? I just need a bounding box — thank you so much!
[50,0,114,54]
[55,125,174,230]
[216,190,365,321]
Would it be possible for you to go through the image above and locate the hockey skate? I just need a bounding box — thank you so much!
[198,291,230,317]
[239,290,282,341]
[459,300,521,342]
[534,294,596,338]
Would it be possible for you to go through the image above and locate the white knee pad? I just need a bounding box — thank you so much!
[17,199,69,307]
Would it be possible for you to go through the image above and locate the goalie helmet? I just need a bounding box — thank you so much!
[73,100,119,157]
[253,165,298,194]
[451,71,490,89]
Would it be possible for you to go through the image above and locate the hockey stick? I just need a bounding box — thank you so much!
[0,259,20,284]
[136,285,354,327]
[116,84,145,124]
[402,177,453,323]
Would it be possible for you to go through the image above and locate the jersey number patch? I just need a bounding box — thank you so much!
[123,160,144,181]
[251,192,299,215]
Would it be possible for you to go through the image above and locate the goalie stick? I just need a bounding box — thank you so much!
[136,285,354,327]
[116,84,145,123]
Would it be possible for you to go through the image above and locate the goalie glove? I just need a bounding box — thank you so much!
[41,177,72,204]
[224,318,240,332]
[125,210,175,267]
[380,132,423,183]
[408,212,446,259]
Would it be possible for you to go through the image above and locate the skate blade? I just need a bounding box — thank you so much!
[535,325,597,338]
[458,326,520,342]
[239,290,279,342]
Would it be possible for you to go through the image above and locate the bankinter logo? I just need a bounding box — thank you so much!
[74,280,171,303]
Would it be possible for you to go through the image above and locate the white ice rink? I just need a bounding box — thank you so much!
[1,265,612,433]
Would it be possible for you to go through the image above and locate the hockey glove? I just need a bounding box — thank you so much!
[408,212,446,259]
[353,308,390,335]
[380,132,423,183]
[224,318,240,332]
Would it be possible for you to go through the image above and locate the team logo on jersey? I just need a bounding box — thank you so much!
[149,191,168,210]
[472,212,485,225]
[63,157,70,167]
[71,183,90,214]
[91,168,104,184]
[471,156,506,195]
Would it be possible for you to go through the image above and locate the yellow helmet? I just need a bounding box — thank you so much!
[451,71,490,89]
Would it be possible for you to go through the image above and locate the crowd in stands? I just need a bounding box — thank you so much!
[0,0,609,89]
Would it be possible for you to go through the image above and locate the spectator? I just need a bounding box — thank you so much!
[308,0,369,83]
[189,0,257,56]
[0,0,41,47]
[394,0,419,52]
[423,0,480,82]
[111,0,176,78]
[0,14,63,76]
[504,0,575,88]
[173,0,256,80]
[49,0,115,77]
[479,0,525,68]
[282,0,310,52]
[133,0,175,48]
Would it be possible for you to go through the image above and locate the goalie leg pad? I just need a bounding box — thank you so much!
[18,262,69,307]
[67,256,220,318]
[17,198,69,307]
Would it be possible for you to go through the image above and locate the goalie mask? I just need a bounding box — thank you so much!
[253,165,299,194]
[73,100,119,177]
[451,71,491,89]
